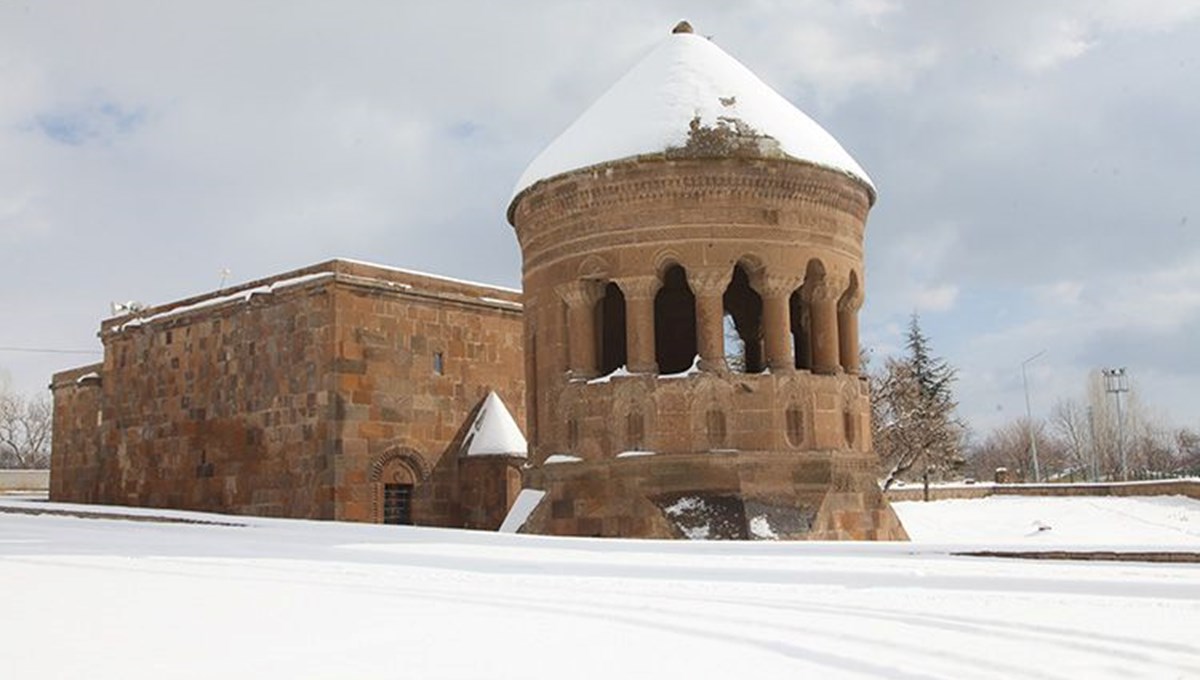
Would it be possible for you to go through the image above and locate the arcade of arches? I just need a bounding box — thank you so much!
[558,260,862,380]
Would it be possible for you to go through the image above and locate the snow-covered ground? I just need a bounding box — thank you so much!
[893,495,1200,547]
[2,496,1198,679]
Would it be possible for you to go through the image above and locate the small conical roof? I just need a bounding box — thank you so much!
[511,26,874,206]
[461,391,528,458]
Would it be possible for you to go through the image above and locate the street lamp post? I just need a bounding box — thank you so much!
[1021,350,1046,483]
[1103,367,1130,481]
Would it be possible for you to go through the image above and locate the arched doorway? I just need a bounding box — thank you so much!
[370,450,427,525]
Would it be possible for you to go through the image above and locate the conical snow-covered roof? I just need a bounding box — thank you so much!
[461,391,527,458]
[511,23,874,205]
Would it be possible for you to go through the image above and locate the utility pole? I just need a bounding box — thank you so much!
[1022,350,1046,482]
[1103,367,1130,481]
[1086,405,1099,482]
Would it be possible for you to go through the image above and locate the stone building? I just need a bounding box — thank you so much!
[506,23,906,539]
[51,23,906,540]
[50,259,527,529]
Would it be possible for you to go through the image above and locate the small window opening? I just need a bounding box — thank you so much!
[567,418,580,451]
[786,407,805,447]
[626,412,645,450]
[706,409,727,449]
[433,351,444,375]
[844,412,857,447]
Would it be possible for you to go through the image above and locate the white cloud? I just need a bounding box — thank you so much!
[1034,281,1085,307]
[1020,19,1095,71]
[914,284,959,312]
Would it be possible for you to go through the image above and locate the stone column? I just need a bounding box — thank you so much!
[753,274,803,372]
[838,289,864,374]
[808,275,844,375]
[616,275,659,374]
[688,267,733,373]
[556,280,604,380]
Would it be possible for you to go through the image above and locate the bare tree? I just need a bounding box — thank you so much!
[1082,371,1181,479]
[0,388,52,469]
[966,417,1066,482]
[1050,399,1094,479]
[1176,428,1200,476]
[974,375,1186,483]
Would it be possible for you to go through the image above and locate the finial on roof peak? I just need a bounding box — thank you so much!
[672,21,693,35]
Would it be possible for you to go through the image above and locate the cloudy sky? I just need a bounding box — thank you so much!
[2,0,1198,436]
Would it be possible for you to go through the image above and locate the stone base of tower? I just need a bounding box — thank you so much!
[519,451,907,540]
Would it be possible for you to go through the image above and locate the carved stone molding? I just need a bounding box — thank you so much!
[555,280,605,308]
[752,273,804,299]
[687,267,734,296]
[368,447,430,483]
[614,275,661,300]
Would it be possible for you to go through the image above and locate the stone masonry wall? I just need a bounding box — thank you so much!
[327,262,525,526]
[77,275,339,517]
[50,259,527,528]
[49,363,103,501]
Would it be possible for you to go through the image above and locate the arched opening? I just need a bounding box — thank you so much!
[790,288,811,371]
[373,455,420,525]
[654,265,697,374]
[596,282,627,375]
[722,264,763,373]
[838,272,860,373]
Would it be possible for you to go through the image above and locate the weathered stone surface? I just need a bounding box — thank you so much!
[509,155,905,541]
[50,260,525,528]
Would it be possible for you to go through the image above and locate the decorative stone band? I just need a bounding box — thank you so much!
[510,157,873,228]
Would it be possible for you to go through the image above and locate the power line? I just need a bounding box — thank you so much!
[0,347,102,355]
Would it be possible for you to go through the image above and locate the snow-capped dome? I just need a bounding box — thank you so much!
[461,391,527,458]
[510,23,874,205]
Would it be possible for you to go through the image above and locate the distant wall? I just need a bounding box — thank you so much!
[886,479,1200,503]
[0,470,50,493]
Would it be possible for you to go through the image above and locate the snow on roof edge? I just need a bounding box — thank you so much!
[333,258,521,295]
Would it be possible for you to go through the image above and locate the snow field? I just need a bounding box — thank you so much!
[1,496,1198,679]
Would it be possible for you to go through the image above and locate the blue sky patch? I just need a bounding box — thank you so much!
[33,100,146,146]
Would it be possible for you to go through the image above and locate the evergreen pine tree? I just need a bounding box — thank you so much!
[873,314,964,490]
